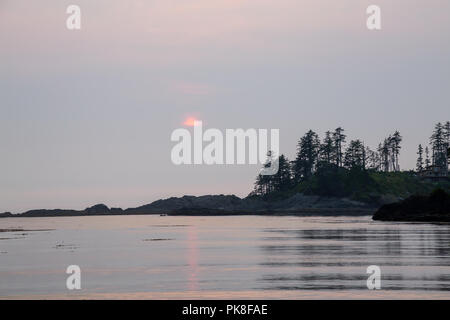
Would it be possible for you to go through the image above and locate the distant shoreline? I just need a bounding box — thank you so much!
[0,208,375,219]
[1,193,378,218]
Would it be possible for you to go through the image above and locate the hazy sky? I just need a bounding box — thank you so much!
[1,0,449,212]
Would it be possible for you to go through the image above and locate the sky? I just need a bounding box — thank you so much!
[1,0,449,212]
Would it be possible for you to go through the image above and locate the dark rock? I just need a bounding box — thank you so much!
[125,194,261,214]
[110,207,123,214]
[124,193,372,215]
[20,209,81,217]
[85,204,110,214]
[0,212,13,217]
[373,189,450,222]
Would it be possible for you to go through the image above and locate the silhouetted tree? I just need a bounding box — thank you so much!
[272,155,292,192]
[376,132,402,172]
[416,144,424,172]
[445,121,450,170]
[444,121,450,145]
[253,151,276,195]
[391,131,402,171]
[319,131,334,165]
[344,140,366,170]
[378,139,390,172]
[430,122,445,166]
[365,146,378,170]
[253,153,292,195]
[293,130,320,182]
[425,146,431,168]
[332,127,346,167]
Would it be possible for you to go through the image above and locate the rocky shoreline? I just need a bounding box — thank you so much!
[372,189,450,222]
[0,193,375,218]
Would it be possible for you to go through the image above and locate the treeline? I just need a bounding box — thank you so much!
[253,127,403,196]
[254,122,450,197]
[416,121,450,172]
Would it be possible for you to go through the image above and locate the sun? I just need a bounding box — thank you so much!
[184,117,198,127]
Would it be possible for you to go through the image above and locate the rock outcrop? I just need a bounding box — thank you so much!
[124,193,372,215]
[1,193,375,218]
[0,212,13,217]
[373,189,450,222]
[6,204,124,217]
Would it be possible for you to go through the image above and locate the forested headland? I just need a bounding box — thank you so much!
[250,122,450,205]
[2,122,449,218]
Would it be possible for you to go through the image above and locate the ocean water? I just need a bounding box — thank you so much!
[0,215,449,299]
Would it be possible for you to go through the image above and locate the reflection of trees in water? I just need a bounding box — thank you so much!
[263,228,402,241]
[260,228,404,258]
[257,225,450,291]
[434,229,450,256]
[399,228,450,260]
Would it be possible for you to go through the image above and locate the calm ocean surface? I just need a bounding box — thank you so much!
[1,215,449,299]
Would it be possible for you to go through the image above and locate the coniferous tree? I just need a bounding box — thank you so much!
[253,151,276,195]
[416,144,424,172]
[391,131,402,171]
[376,143,384,171]
[445,121,450,170]
[272,155,292,192]
[253,174,264,195]
[378,139,390,172]
[376,132,402,172]
[444,121,450,145]
[430,122,445,166]
[344,140,365,170]
[425,146,431,168]
[253,153,292,196]
[365,146,378,170]
[332,127,346,167]
[319,131,334,165]
[293,130,320,182]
